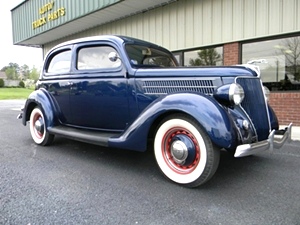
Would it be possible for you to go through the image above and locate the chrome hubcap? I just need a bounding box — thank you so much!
[171,140,188,165]
[35,117,44,134]
[164,129,200,174]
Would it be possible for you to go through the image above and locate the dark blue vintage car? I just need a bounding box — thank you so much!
[18,35,292,187]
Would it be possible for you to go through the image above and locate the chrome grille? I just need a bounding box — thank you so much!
[142,79,217,95]
[236,77,270,141]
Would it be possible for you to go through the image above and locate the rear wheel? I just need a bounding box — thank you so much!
[29,107,54,146]
[154,114,220,187]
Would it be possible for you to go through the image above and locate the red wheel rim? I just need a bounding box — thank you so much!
[161,127,200,174]
[32,113,43,139]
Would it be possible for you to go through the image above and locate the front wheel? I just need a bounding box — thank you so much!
[154,114,220,187]
[29,107,54,146]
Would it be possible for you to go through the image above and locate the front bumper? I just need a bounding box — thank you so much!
[234,123,293,157]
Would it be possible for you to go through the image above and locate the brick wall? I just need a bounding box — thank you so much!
[223,42,239,65]
[269,92,300,126]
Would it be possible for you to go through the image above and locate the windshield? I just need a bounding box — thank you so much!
[125,44,178,68]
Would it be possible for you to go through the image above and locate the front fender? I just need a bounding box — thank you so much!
[109,93,237,151]
[268,104,279,130]
[22,89,58,128]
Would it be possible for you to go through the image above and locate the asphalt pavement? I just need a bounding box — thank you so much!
[0,100,299,225]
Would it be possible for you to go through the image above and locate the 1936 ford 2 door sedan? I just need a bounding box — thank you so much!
[18,35,292,187]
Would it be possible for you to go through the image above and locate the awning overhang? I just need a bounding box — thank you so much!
[13,0,176,47]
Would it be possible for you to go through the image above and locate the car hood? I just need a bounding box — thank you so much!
[134,65,258,78]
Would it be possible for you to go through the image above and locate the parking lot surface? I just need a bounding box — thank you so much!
[0,100,299,225]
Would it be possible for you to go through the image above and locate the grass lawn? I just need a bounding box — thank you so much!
[0,88,34,100]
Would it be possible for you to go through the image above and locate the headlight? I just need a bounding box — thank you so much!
[263,86,270,101]
[213,83,245,106]
[229,83,245,105]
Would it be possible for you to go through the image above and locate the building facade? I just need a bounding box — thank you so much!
[11,0,300,125]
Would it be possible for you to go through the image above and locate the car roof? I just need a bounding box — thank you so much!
[51,35,161,50]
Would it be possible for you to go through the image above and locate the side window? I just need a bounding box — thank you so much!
[47,50,71,73]
[77,46,121,70]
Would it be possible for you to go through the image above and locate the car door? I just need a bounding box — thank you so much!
[41,47,73,124]
[68,43,130,131]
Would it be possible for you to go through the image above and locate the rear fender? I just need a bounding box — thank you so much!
[109,93,237,151]
[22,89,59,128]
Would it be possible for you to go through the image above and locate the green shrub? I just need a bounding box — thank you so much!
[0,79,4,88]
[19,80,25,88]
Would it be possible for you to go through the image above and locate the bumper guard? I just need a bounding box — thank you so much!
[234,123,293,158]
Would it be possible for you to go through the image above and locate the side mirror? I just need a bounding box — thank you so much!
[108,52,120,62]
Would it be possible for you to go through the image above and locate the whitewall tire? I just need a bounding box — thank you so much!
[154,114,220,187]
[29,107,54,146]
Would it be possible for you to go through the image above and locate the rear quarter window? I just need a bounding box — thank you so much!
[47,50,71,73]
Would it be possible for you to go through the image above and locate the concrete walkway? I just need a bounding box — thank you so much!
[280,125,300,141]
[291,126,300,141]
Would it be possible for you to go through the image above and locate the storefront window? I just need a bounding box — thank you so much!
[184,47,223,66]
[242,36,300,91]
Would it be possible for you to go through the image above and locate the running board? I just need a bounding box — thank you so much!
[48,126,120,147]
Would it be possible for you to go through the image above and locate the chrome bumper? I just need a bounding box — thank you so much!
[17,112,23,119]
[17,107,24,119]
[234,123,293,158]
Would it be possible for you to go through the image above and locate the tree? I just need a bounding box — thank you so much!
[1,62,40,83]
[3,62,20,80]
[20,64,30,80]
[0,79,4,87]
[29,66,40,82]
[1,65,8,72]
[5,67,18,80]
[1,63,20,72]
[276,37,300,80]
[189,48,221,66]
